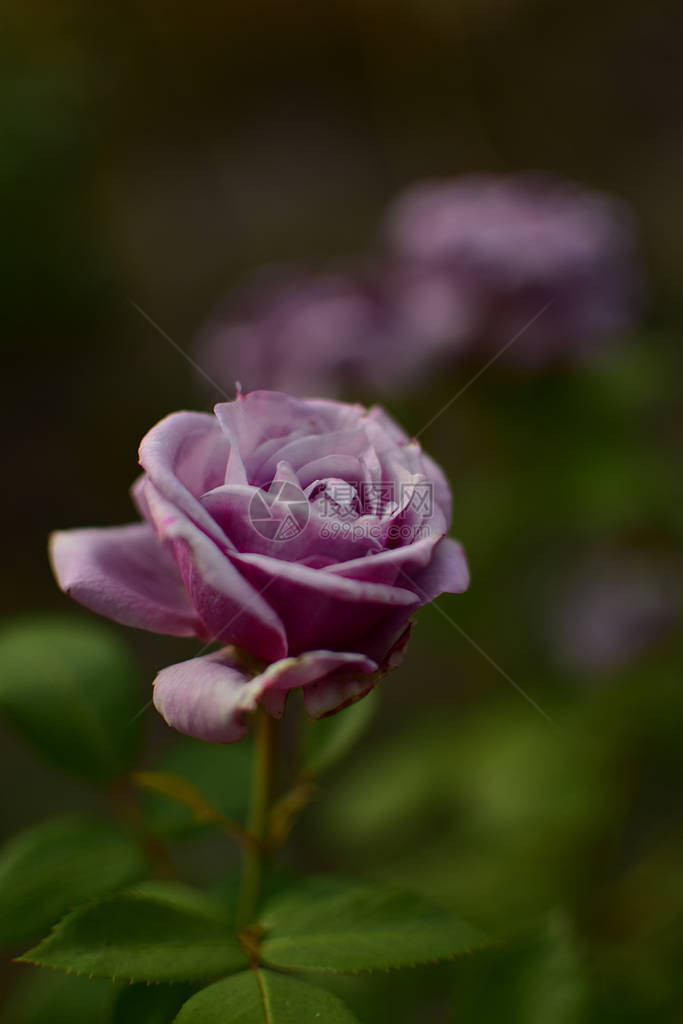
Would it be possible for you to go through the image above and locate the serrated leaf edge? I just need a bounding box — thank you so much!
[261,935,494,975]
[15,884,243,985]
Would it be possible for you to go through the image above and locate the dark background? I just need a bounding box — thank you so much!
[1,2,682,1021]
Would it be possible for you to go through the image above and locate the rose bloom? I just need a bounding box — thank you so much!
[384,174,641,365]
[196,269,425,399]
[50,391,469,742]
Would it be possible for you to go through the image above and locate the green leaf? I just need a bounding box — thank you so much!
[141,736,252,838]
[175,969,360,1023]
[302,689,379,777]
[112,982,196,1024]
[20,881,248,982]
[260,876,485,973]
[0,616,144,782]
[1,970,118,1024]
[0,815,145,948]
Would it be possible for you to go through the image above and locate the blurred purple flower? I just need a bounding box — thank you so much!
[553,555,679,676]
[49,390,468,741]
[385,174,642,365]
[196,268,446,398]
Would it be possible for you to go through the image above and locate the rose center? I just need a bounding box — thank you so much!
[307,477,362,521]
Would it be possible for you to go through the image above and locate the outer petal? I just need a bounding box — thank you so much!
[145,484,288,661]
[153,650,263,743]
[153,648,379,741]
[363,404,411,446]
[409,536,470,602]
[130,473,151,521]
[138,411,231,546]
[327,540,468,663]
[347,606,417,664]
[302,674,376,719]
[228,549,418,655]
[299,629,410,719]
[48,524,201,636]
[258,649,378,717]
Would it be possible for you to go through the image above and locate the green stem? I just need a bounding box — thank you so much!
[238,708,277,928]
[109,779,178,881]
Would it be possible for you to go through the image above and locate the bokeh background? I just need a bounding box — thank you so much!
[1,2,682,1021]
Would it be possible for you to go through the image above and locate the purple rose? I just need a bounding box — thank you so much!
[49,390,468,742]
[385,174,641,364]
[196,269,400,399]
[195,266,453,400]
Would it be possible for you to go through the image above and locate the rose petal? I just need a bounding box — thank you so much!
[130,473,151,520]
[363,411,452,525]
[153,647,379,741]
[349,607,419,664]
[249,429,372,488]
[296,454,365,490]
[215,391,323,464]
[201,485,383,564]
[326,532,443,586]
[302,397,368,431]
[49,524,201,636]
[261,649,377,692]
[138,411,231,545]
[410,536,470,601]
[153,650,263,743]
[302,674,376,719]
[364,404,411,446]
[228,549,418,655]
[393,443,452,526]
[145,484,288,661]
